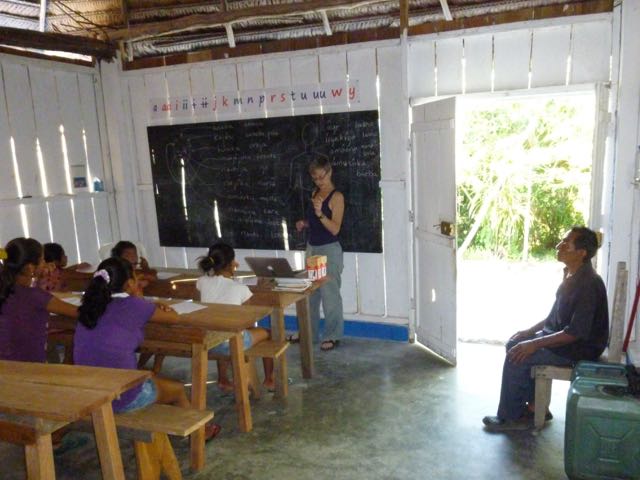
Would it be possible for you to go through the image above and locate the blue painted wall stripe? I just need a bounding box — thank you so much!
[257,315,409,342]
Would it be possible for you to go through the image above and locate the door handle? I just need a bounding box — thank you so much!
[433,221,455,237]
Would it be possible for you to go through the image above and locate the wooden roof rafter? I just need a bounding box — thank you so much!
[107,0,393,41]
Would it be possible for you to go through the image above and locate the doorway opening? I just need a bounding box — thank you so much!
[455,91,597,344]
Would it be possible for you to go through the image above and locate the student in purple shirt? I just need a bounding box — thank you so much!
[74,257,220,438]
[0,237,78,362]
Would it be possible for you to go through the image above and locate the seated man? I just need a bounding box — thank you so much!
[483,226,609,431]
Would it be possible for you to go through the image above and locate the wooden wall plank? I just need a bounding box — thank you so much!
[0,205,24,243]
[3,62,40,197]
[377,45,406,181]
[530,25,571,88]
[571,21,612,84]
[436,38,464,96]
[72,197,100,264]
[162,69,191,267]
[92,196,114,248]
[290,55,319,85]
[290,55,320,116]
[77,73,105,185]
[463,33,493,94]
[347,49,378,111]
[55,72,87,173]
[318,51,347,115]
[24,202,51,243]
[381,180,410,317]
[0,63,21,200]
[28,66,67,195]
[358,252,386,315]
[48,199,79,264]
[493,29,531,91]
[341,252,358,314]
[407,41,435,98]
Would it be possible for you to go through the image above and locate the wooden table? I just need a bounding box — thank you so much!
[144,269,325,397]
[50,295,271,471]
[244,280,325,398]
[0,361,148,480]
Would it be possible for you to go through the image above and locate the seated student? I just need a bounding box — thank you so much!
[37,242,91,292]
[0,237,78,362]
[111,240,157,287]
[196,242,275,392]
[482,227,609,431]
[73,257,220,438]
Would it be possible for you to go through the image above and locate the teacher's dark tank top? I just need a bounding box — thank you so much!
[307,189,340,246]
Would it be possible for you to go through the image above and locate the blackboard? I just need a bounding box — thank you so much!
[147,110,382,253]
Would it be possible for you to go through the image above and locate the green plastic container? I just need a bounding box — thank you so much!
[565,361,640,480]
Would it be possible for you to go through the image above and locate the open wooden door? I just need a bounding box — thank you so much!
[411,97,457,365]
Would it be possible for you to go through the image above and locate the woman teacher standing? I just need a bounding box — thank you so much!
[296,158,345,351]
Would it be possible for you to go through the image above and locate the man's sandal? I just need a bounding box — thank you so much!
[286,333,300,344]
[320,340,340,351]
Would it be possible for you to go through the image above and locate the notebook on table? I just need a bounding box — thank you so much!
[245,257,307,279]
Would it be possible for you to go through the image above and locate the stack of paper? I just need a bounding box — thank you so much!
[273,278,312,292]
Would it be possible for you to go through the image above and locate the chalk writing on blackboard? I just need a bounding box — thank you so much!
[147,110,382,253]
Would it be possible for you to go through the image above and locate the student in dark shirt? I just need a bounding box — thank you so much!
[482,226,609,431]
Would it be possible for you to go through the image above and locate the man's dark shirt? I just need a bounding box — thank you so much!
[542,262,609,361]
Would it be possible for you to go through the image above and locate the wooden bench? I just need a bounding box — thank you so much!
[114,404,213,480]
[140,338,289,398]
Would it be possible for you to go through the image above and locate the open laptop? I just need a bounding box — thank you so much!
[245,257,307,278]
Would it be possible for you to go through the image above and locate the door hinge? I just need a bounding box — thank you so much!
[408,210,415,223]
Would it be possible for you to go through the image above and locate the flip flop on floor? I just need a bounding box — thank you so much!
[286,333,300,343]
[320,340,340,351]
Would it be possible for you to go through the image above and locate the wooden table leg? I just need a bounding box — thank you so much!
[91,403,125,480]
[296,297,314,379]
[190,343,207,471]
[229,333,252,432]
[270,308,289,398]
[25,433,55,480]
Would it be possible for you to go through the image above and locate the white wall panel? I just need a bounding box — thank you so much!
[189,67,214,93]
[3,62,40,197]
[319,52,348,115]
[0,205,24,242]
[493,30,531,91]
[290,55,319,85]
[29,66,67,195]
[238,61,264,91]
[463,33,493,93]
[0,64,20,200]
[290,55,321,116]
[24,202,51,243]
[48,199,79,264]
[78,74,105,184]
[571,21,612,84]
[407,41,435,98]
[530,25,571,88]
[127,77,152,184]
[358,252,386,315]
[377,45,407,181]
[55,72,86,170]
[72,197,100,263]
[341,252,358,314]
[436,38,464,96]
[93,196,114,248]
[381,180,410,317]
[212,64,240,119]
[139,189,165,267]
[347,49,378,111]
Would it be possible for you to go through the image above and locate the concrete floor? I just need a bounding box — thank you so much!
[0,339,570,479]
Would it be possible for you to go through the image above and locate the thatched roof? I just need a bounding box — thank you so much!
[0,0,613,64]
